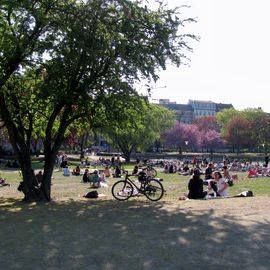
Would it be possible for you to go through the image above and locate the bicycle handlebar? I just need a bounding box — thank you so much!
[121,169,138,177]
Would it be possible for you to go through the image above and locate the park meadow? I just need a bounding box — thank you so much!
[1,162,270,270]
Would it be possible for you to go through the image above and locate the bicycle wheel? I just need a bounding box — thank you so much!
[143,179,164,201]
[146,167,157,178]
[112,180,133,201]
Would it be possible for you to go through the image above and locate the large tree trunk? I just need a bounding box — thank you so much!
[0,94,45,201]
[20,157,42,201]
[122,148,132,162]
[17,148,48,202]
[41,152,57,202]
[123,152,131,162]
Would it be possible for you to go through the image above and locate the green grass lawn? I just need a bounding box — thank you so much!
[1,165,270,201]
[1,165,270,270]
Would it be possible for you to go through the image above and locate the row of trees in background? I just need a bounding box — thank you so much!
[61,100,175,162]
[161,117,223,154]
[2,104,270,163]
[161,107,270,155]
[62,106,270,160]
[217,107,270,154]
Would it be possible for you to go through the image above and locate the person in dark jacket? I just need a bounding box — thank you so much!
[188,169,208,199]
[264,155,269,167]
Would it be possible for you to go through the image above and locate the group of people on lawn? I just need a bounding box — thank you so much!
[82,166,112,188]
[184,162,230,200]
[53,153,267,199]
[67,158,230,197]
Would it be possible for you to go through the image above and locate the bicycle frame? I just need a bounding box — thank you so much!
[123,173,147,195]
[111,169,164,201]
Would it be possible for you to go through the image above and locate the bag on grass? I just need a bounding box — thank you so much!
[234,190,253,197]
[227,179,234,186]
[84,190,98,198]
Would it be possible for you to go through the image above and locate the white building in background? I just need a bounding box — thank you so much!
[188,100,216,118]
[158,99,233,123]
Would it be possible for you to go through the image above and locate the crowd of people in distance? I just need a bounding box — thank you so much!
[55,151,126,190]
[3,150,267,199]
[149,155,270,180]
[146,155,270,200]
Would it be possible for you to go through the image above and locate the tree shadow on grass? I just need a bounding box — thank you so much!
[0,198,269,270]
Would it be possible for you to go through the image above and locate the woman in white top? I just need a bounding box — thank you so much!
[213,171,229,197]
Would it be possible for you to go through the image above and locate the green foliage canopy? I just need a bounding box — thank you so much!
[0,0,196,200]
[100,99,175,161]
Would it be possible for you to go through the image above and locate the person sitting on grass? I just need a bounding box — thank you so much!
[132,165,139,175]
[63,167,70,176]
[179,164,190,175]
[168,164,175,173]
[88,170,101,188]
[247,168,258,178]
[209,171,229,197]
[163,164,169,173]
[222,165,232,180]
[72,165,81,176]
[0,177,10,187]
[113,165,121,178]
[222,165,234,186]
[187,169,208,199]
[82,168,89,183]
[35,171,43,185]
[103,166,111,177]
[261,165,270,177]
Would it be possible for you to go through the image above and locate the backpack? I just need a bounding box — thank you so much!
[227,179,234,186]
[84,190,98,198]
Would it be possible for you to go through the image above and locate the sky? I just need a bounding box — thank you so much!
[141,0,270,112]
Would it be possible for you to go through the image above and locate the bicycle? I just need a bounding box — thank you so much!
[111,170,164,201]
[138,165,157,178]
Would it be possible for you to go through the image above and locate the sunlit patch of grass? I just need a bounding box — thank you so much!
[1,165,270,204]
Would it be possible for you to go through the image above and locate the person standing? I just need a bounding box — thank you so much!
[205,163,214,180]
[264,155,269,167]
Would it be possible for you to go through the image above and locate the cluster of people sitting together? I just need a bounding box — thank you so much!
[56,154,267,198]
[150,155,270,179]
[247,163,270,178]
[75,162,148,189]
[81,166,112,188]
[181,162,231,200]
